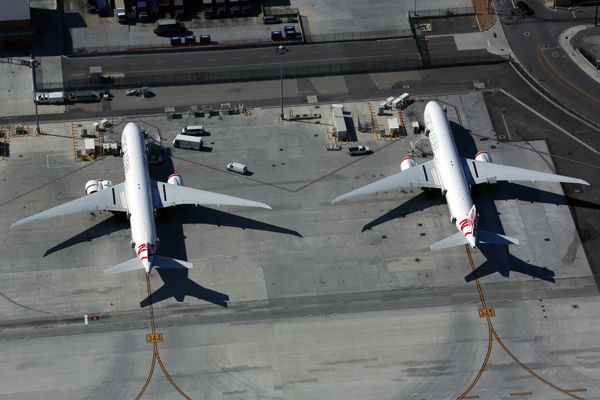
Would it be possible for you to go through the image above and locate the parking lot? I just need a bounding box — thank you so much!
[63,0,473,53]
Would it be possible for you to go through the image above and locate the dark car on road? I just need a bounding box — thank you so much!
[516,1,535,15]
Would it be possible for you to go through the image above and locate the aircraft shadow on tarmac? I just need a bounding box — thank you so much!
[43,213,129,257]
[361,191,445,232]
[140,268,230,308]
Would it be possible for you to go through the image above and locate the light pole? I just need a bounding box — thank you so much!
[275,45,288,121]
[30,57,40,135]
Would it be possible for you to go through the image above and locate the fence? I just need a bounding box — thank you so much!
[412,6,475,17]
[37,53,508,91]
[509,55,600,129]
[307,29,413,44]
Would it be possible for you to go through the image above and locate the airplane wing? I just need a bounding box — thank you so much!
[331,159,442,204]
[151,180,271,210]
[11,183,128,228]
[462,158,590,186]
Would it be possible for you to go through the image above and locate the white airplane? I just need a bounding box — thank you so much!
[11,122,271,275]
[332,101,590,250]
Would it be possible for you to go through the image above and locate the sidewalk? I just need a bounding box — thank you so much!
[560,25,600,85]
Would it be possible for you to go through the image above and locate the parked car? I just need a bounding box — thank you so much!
[263,16,282,24]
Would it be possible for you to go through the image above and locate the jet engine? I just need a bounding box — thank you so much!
[167,174,184,186]
[400,157,417,171]
[85,179,114,195]
[475,151,492,163]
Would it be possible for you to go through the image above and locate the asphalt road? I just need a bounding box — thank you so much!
[497,0,600,133]
[61,39,421,78]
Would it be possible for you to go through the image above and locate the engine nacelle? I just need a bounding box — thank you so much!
[85,179,114,195]
[167,174,184,186]
[475,151,492,163]
[400,157,417,171]
[85,179,113,194]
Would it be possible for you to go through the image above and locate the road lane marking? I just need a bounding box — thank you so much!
[537,43,600,107]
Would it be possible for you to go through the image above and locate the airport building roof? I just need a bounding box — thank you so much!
[0,0,31,22]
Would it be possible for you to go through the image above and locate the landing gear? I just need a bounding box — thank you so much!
[130,240,135,249]
[451,216,457,224]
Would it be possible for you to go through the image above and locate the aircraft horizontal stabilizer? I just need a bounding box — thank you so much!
[153,256,193,270]
[477,230,520,245]
[430,232,468,250]
[104,257,145,275]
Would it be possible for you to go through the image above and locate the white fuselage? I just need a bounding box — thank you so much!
[424,101,477,247]
[121,122,156,272]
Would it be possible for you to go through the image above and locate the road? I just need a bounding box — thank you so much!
[61,39,421,78]
[497,0,600,136]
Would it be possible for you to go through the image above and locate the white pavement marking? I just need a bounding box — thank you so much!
[500,112,512,140]
[84,314,88,325]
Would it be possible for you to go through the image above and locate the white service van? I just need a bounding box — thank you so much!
[173,135,203,150]
[227,162,247,174]
[35,91,64,104]
[181,125,205,135]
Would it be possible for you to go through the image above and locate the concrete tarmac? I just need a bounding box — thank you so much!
[0,92,598,399]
